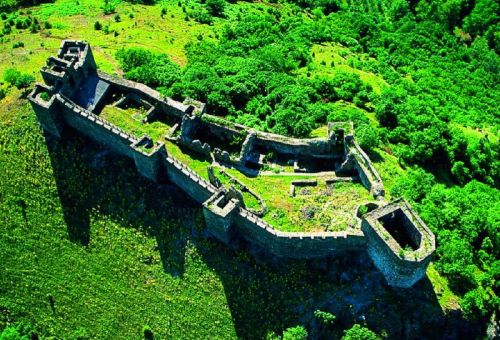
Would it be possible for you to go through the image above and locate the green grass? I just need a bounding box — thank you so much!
[100,105,171,142]
[368,147,406,198]
[426,264,460,310]
[0,97,452,339]
[310,125,328,138]
[0,0,219,79]
[224,168,376,232]
[303,43,389,95]
[165,141,212,180]
[452,123,499,145]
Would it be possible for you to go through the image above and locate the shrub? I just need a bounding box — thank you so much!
[142,325,153,340]
[342,324,378,340]
[29,21,38,33]
[39,91,50,101]
[0,322,33,339]
[192,9,213,24]
[94,21,102,30]
[102,0,115,14]
[206,0,225,17]
[12,41,23,48]
[355,124,380,153]
[314,310,336,325]
[282,326,308,340]
[114,14,121,22]
[4,68,35,89]
[115,48,181,88]
[44,21,52,29]
[3,24,11,35]
[15,18,26,29]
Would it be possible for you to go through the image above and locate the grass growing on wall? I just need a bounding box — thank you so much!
[224,168,376,233]
[100,105,170,141]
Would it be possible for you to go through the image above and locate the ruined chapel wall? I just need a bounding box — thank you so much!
[253,132,337,158]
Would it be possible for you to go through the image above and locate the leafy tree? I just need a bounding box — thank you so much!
[460,287,497,320]
[342,324,378,340]
[463,0,499,37]
[314,309,336,325]
[435,230,477,291]
[0,322,32,340]
[205,0,225,17]
[3,68,34,89]
[391,168,436,203]
[282,326,308,340]
[355,124,380,154]
[116,48,180,89]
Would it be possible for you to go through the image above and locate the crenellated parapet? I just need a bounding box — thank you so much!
[28,40,435,288]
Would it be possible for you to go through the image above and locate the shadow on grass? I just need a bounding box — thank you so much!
[45,129,195,277]
[44,128,478,339]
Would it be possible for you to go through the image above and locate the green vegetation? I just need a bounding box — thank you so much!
[3,68,34,89]
[342,324,379,340]
[100,104,168,142]
[282,325,308,340]
[212,167,262,210]
[0,322,33,339]
[0,99,418,338]
[0,0,498,337]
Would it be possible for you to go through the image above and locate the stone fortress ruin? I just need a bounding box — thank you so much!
[29,41,435,288]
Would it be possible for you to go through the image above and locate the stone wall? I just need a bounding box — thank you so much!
[361,199,435,288]
[234,210,366,258]
[57,94,138,158]
[131,137,168,182]
[253,131,339,159]
[163,156,216,204]
[203,190,240,244]
[28,40,436,288]
[342,136,385,199]
[30,84,65,138]
[98,72,194,119]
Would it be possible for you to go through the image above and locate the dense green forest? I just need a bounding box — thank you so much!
[0,0,498,338]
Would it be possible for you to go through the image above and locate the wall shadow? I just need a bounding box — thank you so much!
[196,240,457,340]
[44,129,476,339]
[45,129,197,277]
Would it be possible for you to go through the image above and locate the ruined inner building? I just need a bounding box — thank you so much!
[29,40,435,288]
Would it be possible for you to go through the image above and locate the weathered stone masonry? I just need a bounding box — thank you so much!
[29,41,435,288]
